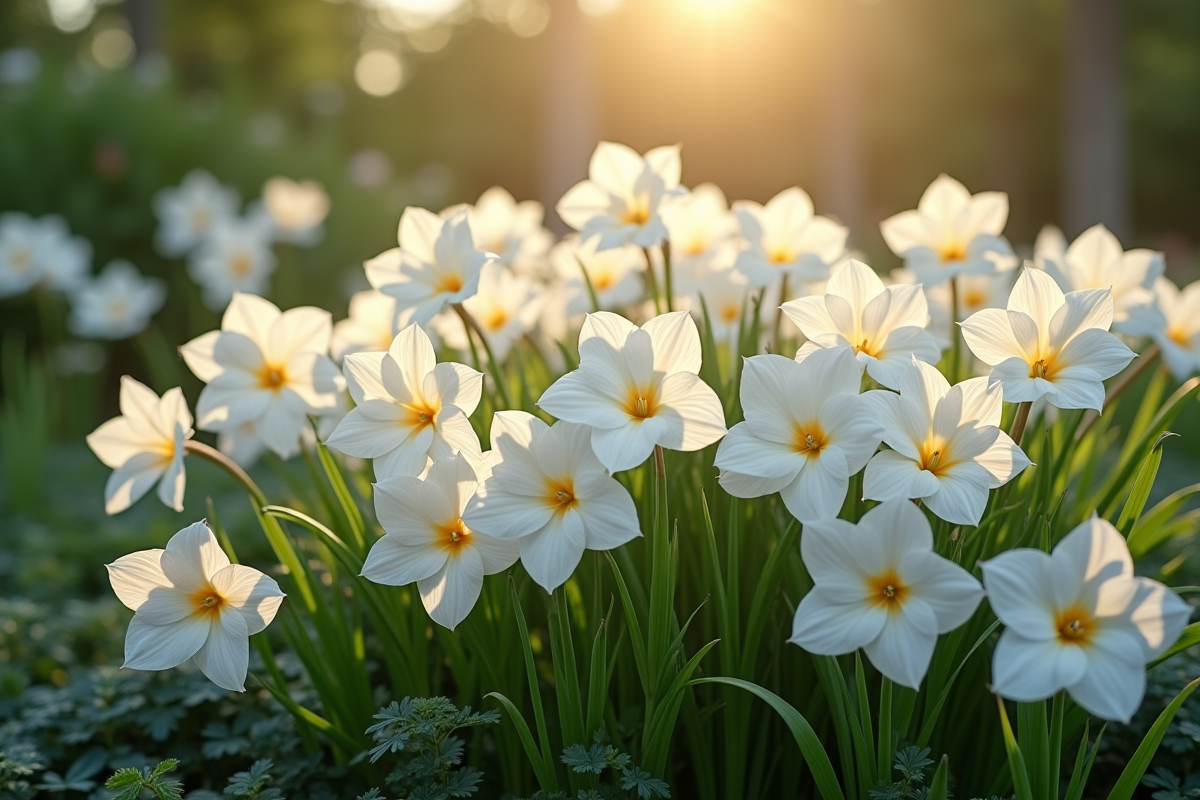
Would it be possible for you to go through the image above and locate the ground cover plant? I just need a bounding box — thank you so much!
[5,140,1200,799]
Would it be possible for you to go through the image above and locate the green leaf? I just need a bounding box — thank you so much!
[996,696,1035,800]
[1115,433,1172,535]
[926,755,949,800]
[1151,621,1200,667]
[691,677,846,800]
[1064,721,1104,800]
[1105,676,1200,800]
[509,577,560,791]
[486,692,558,792]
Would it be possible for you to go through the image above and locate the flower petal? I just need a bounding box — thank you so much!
[418,547,484,630]
[992,631,1088,703]
[862,599,938,688]
[519,509,587,593]
[210,564,285,635]
[124,614,210,672]
[191,607,249,692]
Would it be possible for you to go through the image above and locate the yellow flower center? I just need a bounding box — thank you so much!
[939,242,966,263]
[867,568,908,611]
[963,288,987,309]
[11,249,30,270]
[592,271,614,290]
[1055,605,1095,645]
[854,338,881,358]
[768,248,793,265]
[546,477,578,515]
[438,518,471,555]
[402,397,440,430]
[230,253,252,277]
[620,199,650,226]
[1169,328,1191,347]
[191,584,226,618]
[793,424,828,458]
[435,273,464,294]
[918,436,951,476]
[1029,356,1058,381]
[485,308,509,331]
[684,238,706,256]
[624,386,657,420]
[257,364,288,391]
[191,209,212,233]
[720,304,739,323]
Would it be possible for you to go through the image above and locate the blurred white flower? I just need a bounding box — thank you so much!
[790,499,984,689]
[551,234,646,315]
[180,293,345,459]
[880,175,1015,285]
[782,260,940,390]
[153,170,240,257]
[661,183,738,288]
[1149,277,1200,379]
[366,207,491,325]
[538,311,727,473]
[732,187,847,288]
[0,213,44,297]
[363,454,518,630]
[86,376,193,515]
[262,177,330,246]
[863,359,1030,525]
[69,260,165,340]
[331,290,434,362]
[714,348,883,523]
[436,262,542,363]
[463,412,640,593]
[1036,224,1163,335]
[982,516,1190,722]
[214,419,269,468]
[187,217,277,311]
[556,141,683,251]
[326,323,482,479]
[467,186,553,275]
[107,520,285,692]
[30,215,91,293]
[695,266,755,346]
[895,268,1014,352]
[961,268,1135,411]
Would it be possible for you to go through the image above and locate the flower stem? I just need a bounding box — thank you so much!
[662,241,674,313]
[1009,400,1032,447]
[949,276,962,383]
[642,247,663,315]
[574,255,601,313]
[184,439,267,506]
[452,302,512,410]
[772,274,789,355]
[1075,342,1162,441]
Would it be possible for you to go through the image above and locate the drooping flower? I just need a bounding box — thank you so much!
[731,187,848,288]
[862,359,1030,525]
[556,141,684,251]
[790,499,984,689]
[262,177,330,246]
[537,311,727,473]
[325,323,482,479]
[880,174,1015,285]
[366,207,491,325]
[1148,277,1200,380]
[1036,224,1163,335]
[107,520,286,692]
[187,217,277,311]
[714,347,883,522]
[551,234,646,315]
[466,186,553,275]
[960,268,1136,410]
[981,516,1190,722]
[86,376,193,514]
[463,412,641,593]
[180,293,345,459]
[68,260,166,340]
[363,454,518,630]
[782,259,940,390]
[434,262,542,362]
[153,170,240,257]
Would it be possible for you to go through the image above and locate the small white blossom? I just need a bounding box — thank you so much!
[153,170,240,256]
[69,260,165,340]
[732,187,848,288]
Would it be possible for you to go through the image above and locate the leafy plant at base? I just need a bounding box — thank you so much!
[869,746,936,800]
[104,759,184,800]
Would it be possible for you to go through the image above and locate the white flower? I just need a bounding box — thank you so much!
[981,516,1190,722]
[363,454,518,630]
[862,359,1030,526]
[732,187,848,288]
[1149,277,1200,380]
[331,290,433,362]
[181,293,345,459]
[107,520,285,692]
[153,170,240,256]
[880,174,1015,285]
[462,412,640,593]
[262,177,330,246]
[782,259,940,390]
[86,376,193,514]
[467,186,553,275]
[69,260,166,340]
[214,419,269,468]
[30,215,91,293]
[894,268,1014,352]
[366,207,491,325]
[1037,224,1164,335]
[550,234,646,315]
[714,348,883,522]
[556,141,683,251]
[0,213,44,297]
[538,311,727,472]
[960,268,1136,411]
[325,323,482,479]
[790,499,984,689]
[661,182,738,287]
[187,217,277,311]
[696,266,756,346]
[435,262,542,362]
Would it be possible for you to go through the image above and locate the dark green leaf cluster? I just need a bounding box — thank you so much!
[105,758,184,800]
[869,746,936,800]
[1144,766,1200,800]
[360,697,499,800]
[516,732,669,800]
[0,736,44,800]
[223,759,284,800]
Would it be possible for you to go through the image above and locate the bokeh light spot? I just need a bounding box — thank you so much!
[91,28,135,70]
[354,50,405,97]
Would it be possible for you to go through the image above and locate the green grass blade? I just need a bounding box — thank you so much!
[1115,434,1170,535]
[509,577,559,788]
[996,696,1035,800]
[486,691,557,792]
[927,755,949,800]
[1105,676,1200,800]
[605,551,650,691]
